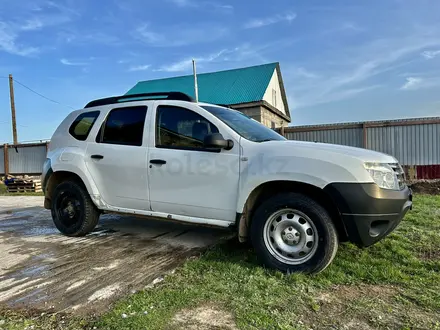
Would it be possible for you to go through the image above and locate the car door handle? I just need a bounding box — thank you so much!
[91,154,104,160]
[150,159,166,165]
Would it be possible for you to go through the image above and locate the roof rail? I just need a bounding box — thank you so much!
[84,92,195,108]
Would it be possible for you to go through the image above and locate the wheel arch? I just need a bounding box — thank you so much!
[237,180,347,243]
[44,170,94,209]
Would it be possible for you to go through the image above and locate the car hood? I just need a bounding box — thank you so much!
[262,140,397,163]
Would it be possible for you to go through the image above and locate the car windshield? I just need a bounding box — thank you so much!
[201,105,286,142]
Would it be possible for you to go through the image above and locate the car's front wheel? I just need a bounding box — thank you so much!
[251,193,338,274]
[51,180,100,237]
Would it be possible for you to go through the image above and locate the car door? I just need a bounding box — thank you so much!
[85,105,151,211]
[147,103,240,222]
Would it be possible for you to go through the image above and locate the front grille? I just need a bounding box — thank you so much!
[390,163,406,189]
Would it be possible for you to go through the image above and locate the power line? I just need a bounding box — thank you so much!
[12,78,75,110]
[2,75,75,109]
[0,121,28,128]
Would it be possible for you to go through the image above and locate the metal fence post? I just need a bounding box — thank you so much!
[3,144,9,176]
[362,123,367,148]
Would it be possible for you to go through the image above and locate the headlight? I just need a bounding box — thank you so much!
[364,162,399,190]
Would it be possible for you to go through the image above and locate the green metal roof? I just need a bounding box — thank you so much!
[126,62,278,105]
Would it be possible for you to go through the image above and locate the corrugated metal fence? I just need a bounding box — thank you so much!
[1,143,48,176]
[2,117,440,179]
[283,117,440,179]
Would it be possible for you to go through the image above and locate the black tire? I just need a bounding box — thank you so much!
[250,193,338,274]
[51,180,100,237]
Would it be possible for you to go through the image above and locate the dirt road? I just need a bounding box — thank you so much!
[0,197,231,315]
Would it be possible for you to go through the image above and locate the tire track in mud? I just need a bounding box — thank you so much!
[0,207,229,315]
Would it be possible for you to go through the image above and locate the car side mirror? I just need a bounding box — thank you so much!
[204,133,234,150]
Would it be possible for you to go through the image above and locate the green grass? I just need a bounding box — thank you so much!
[1,194,439,329]
[0,192,44,196]
[95,194,440,330]
[0,184,44,196]
[0,183,7,194]
[0,309,88,330]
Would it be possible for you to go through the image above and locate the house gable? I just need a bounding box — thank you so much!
[261,64,290,120]
[262,70,286,115]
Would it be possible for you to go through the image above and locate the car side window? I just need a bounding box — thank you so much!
[97,106,147,146]
[156,106,219,150]
[69,111,100,141]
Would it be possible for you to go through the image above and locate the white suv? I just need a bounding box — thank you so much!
[42,92,412,274]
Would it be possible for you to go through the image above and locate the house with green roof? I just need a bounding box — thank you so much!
[126,62,291,128]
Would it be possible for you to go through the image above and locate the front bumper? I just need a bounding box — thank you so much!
[324,183,413,247]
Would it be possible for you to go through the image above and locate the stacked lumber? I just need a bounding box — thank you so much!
[6,177,42,193]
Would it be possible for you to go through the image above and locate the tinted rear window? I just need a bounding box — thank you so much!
[69,111,100,141]
[98,106,147,146]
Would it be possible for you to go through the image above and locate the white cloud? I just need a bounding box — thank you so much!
[401,77,422,90]
[155,40,297,73]
[135,24,163,44]
[20,18,44,31]
[134,23,228,47]
[167,0,233,10]
[58,30,121,46]
[294,67,319,79]
[244,13,296,29]
[60,58,88,66]
[128,64,151,72]
[400,76,440,90]
[170,0,192,6]
[288,36,440,108]
[156,49,232,72]
[19,14,71,31]
[0,2,77,57]
[45,0,81,17]
[157,59,193,72]
[218,4,233,10]
[0,22,39,56]
[421,49,440,59]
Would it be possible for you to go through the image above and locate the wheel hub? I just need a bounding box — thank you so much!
[57,194,81,227]
[263,209,319,265]
[281,227,300,245]
[63,201,76,218]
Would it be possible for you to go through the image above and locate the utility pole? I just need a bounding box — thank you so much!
[8,74,18,145]
[192,59,199,102]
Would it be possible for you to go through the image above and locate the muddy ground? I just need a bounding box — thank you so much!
[409,180,440,195]
[0,197,231,315]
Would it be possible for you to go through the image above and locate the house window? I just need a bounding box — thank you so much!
[271,121,276,129]
[272,89,277,108]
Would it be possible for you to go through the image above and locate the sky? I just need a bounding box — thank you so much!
[0,0,440,143]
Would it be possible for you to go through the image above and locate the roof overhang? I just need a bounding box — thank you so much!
[274,62,291,121]
[229,100,291,123]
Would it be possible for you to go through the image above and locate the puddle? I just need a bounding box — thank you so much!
[0,219,30,227]
[17,264,51,278]
[22,226,59,236]
[89,228,118,237]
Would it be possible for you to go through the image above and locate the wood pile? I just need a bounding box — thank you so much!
[3,176,42,193]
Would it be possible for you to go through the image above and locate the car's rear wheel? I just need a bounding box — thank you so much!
[251,193,338,274]
[51,181,100,237]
